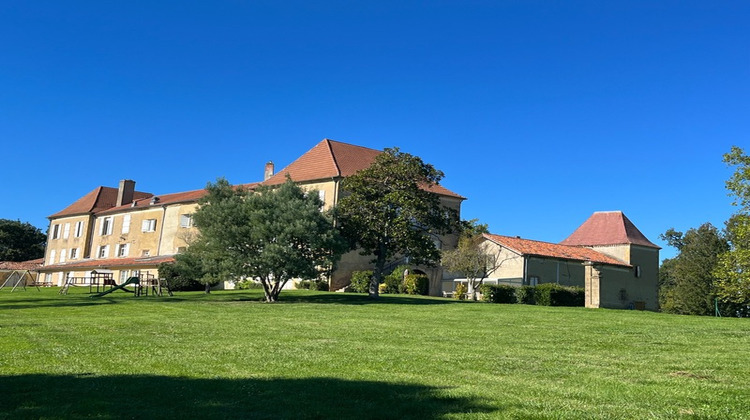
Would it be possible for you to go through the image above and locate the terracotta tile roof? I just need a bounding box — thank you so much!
[49,186,153,218]
[263,138,464,199]
[483,233,631,267]
[39,255,175,271]
[0,258,44,271]
[560,211,660,249]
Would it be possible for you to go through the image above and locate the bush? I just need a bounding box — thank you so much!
[295,279,330,291]
[383,265,409,294]
[480,284,516,303]
[403,274,429,295]
[349,271,373,293]
[158,262,203,291]
[236,279,264,290]
[454,283,467,300]
[516,286,536,305]
[532,283,585,307]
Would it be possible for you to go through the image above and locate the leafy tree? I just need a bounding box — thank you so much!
[713,146,750,315]
[442,221,501,301]
[0,219,46,262]
[336,148,458,298]
[658,223,728,315]
[190,177,345,302]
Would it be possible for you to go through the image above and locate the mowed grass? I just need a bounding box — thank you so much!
[0,288,748,419]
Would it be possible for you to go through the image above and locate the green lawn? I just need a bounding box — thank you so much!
[1,288,747,419]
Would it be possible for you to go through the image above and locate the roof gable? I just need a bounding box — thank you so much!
[483,233,631,267]
[560,211,659,249]
[50,187,152,218]
[263,138,464,198]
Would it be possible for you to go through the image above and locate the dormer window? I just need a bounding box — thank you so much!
[150,196,159,205]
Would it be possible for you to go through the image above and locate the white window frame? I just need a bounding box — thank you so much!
[52,224,60,239]
[142,219,157,232]
[98,245,110,259]
[60,249,67,263]
[63,223,70,239]
[179,214,193,228]
[74,221,84,238]
[122,214,131,234]
[117,243,129,257]
[49,249,56,264]
[70,248,78,259]
[100,217,113,236]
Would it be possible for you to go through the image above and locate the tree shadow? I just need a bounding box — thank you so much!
[0,374,496,419]
[276,293,471,305]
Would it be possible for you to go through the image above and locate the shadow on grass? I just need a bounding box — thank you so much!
[276,293,470,305]
[0,374,496,419]
[0,296,120,310]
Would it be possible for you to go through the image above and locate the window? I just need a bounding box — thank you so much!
[52,224,60,239]
[141,249,150,257]
[120,270,130,282]
[117,244,129,257]
[180,214,193,228]
[122,214,131,234]
[74,221,84,238]
[44,273,52,285]
[634,265,642,278]
[60,249,66,263]
[70,248,78,259]
[99,217,113,236]
[63,223,70,239]
[318,190,325,202]
[142,219,157,232]
[528,276,540,286]
[98,245,110,258]
[49,249,56,264]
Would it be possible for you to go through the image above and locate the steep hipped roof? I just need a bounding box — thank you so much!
[49,186,153,218]
[0,258,44,271]
[263,139,464,199]
[560,211,660,249]
[483,233,631,267]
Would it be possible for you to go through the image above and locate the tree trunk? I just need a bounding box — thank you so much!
[370,248,387,299]
[204,282,211,294]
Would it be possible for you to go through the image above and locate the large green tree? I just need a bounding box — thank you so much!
[713,146,750,315]
[0,219,46,262]
[336,148,458,298]
[659,224,728,315]
[188,178,345,302]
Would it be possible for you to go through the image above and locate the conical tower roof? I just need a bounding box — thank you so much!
[560,211,659,249]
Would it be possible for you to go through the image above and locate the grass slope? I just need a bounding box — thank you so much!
[0,288,748,419]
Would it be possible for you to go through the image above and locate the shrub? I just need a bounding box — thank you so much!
[403,274,429,295]
[295,279,330,291]
[378,283,388,294]
[236,279,264,290]
[480,284,516,303]
[158,262,203,291]
[349,271,373,293]
[516,286,536,305]
[383,265,409,294]
[454,283,467,300]
[532,283,585,307]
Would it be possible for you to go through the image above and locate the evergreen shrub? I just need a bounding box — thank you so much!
[516,286,536,305]
[349,271,373,293]
[403,274,429,295]
[480,284,516,303]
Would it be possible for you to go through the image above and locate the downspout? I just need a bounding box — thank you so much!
[556,261,560,284]
[522,256,528,286]
[156,205,167,258]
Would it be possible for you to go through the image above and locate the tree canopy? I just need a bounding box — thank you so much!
[182,178,346,302]
[336,148,458,297]
[0,219,46,262]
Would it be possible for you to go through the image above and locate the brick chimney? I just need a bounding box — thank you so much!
[117,179,135,206]
[264,161,274,181]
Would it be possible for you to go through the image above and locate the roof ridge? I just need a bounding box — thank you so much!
[324,138,342,177]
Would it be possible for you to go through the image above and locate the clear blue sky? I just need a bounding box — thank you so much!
[2,1,748,261]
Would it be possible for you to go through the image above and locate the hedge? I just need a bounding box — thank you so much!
[403,274,429,295]
[479,284,516,303]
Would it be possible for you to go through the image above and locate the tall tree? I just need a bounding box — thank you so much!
[659,223,728,315]
[714,146,750,315]
[189,178,345,302]
[0,219,46,262]
[336,148,458,298]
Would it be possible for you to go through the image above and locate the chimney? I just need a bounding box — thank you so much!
[117,179,135,206]
[264,161,274,181]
